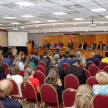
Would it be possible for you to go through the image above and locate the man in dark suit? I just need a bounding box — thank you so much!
[65,59,86,85]
[78,42,86,49]
[95,51,103,61]
[31,51,38,66]
[98,41,104,50]
[46,59,65,90]
[43,40,49,48]
[2,51,13,67]
[29,38,34,47]
[39,51,50,68]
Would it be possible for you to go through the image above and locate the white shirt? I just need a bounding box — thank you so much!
[7,74,23,97]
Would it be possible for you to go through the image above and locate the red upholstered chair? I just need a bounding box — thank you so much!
[5,68,10,76]
[11,55,15,61]
[21,81,41,108]
[84,69,91,79]
[64,74,79,90]
[63,63,70,69]
[24,65,29,70]
[95,58,101,66]
[87,61,94,66]
[88,65,99,76]
[93,93,108,108]
[34,71,45,85]
[99,62,108,70]
[40,84,63,108]
[63,88,77,107]
[3,63,9,72]
[38,61,47,70]
[79,64,85,69]
[103,66,108,74]
[19,70,25,77]
[36,65,46,76]
[86,76,98,87]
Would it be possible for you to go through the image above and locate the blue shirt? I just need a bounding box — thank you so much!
[60,58,73,66]
[3,58,13,67]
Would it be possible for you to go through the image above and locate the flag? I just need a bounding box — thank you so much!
[69,34,72,43]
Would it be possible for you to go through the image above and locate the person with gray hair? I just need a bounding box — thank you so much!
[94,51,103,61]
[73,51,81,62]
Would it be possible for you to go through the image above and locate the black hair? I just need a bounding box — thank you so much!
[105,52,108,57]
[64,53,68,58]
[73,59,80,65]
[8,48,11,51]
[43,51,48,56]
[35,51,38,55]
[31,51,35,55]
[5,51,10,57]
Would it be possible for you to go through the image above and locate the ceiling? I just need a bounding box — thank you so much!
[0,0,108,32]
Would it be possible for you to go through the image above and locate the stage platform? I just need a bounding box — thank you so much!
[32,49,107,58]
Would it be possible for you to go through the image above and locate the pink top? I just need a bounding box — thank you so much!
[56,45,62,49]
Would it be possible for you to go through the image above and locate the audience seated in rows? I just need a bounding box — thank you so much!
[65,60,86,85]
[31,51,38,66]
[46,59,65,90]
[94,51,103,61]
[0,62,6,80]
[39,51,50,68]
[80,54,87,67]
[24,66,41,102]
[101,52,108,64]
[74,84,93,108]
[34,51,40,61]
[25,55,36,69]
[60,53,73,66]
[7,64,23,97]
[47,50,53,59]
[93,72,108,96]
[3,51,13,67]
[73,51,81,62]
[53,48,62,59]
[20,52,26,63]
[45,68,62,105]
[0,79,22,108]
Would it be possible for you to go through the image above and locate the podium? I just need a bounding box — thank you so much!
[27,43,32,55]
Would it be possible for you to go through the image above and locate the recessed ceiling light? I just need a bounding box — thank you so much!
[105,16,108,18]
[15,2,35,6]
[31,21,41,23]
[2,28,4,29]
[47,20,57,22]
[36,25,38,27]
[91,8,106,12]
[52,12,67,15]
[73,18,85,20]
[3,17,16,19]
[74,23,77,25]
[53,24,55,26]
[104,30,107,31]
[21,15,35,18]
[11,23,20,24]
[0,24,2,25]
[100,22,104,24]
[21,27,24,29]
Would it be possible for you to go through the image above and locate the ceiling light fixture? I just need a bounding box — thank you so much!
[47,20,57,22]
[11,23,20,25]
[91,8,106,12]
[31,21,41,23]
[15,2,35,6]
[36,25,38,27]
[105,16,108,18]
[52,12,67,15]
[73,18,85,20]
[3,16,16,19]
[21,15,35,18]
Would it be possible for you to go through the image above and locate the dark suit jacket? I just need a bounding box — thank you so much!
[65,65,86,85]
[94,55,103,61]
[46,66,65,90]
[78,44,86,49]
[98,44,104,50]
[29,40,34,46]
[43,43,49,48]
[8,51,12,56]
[39,57,49,68]
[32,57,38,66]
[2,58,13,67]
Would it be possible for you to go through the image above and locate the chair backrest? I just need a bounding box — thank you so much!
[99,62,108,70]
[93,93,108,108]
[36,65,46,76]
[34,71,45,85]
[103,66,108,74]
[38,61,47,70]
[21,81,39,103]
[79,64,85,69]
[3,63,9,72]
[5,68,10,76]
[63,63,70,69]
[11,55,15,61]
[63,88,77,107]
[86,76,98,87]
[95,58,101,66]
[64,74,79,90]
[84,69,91,79]
[41,84,59,106]
[19,70,25,77]
[87,61,94,66]
[88,65,99,76]
[24,65,29,70]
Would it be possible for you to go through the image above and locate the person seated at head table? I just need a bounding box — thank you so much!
[50,41,56,49]
[98,41,104,50]
[56,42,62,49]
[78,42,86,50]
[89,43,96,49]
[43,40,49,49]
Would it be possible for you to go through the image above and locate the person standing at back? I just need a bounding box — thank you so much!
[65,60,86,85]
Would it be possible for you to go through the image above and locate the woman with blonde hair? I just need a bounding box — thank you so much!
[80,54,86,67]
[46,68,62,105]
[47,50,52,59]
[12,49,18,56]
[93,72,108,96]
[74,84,93,108]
